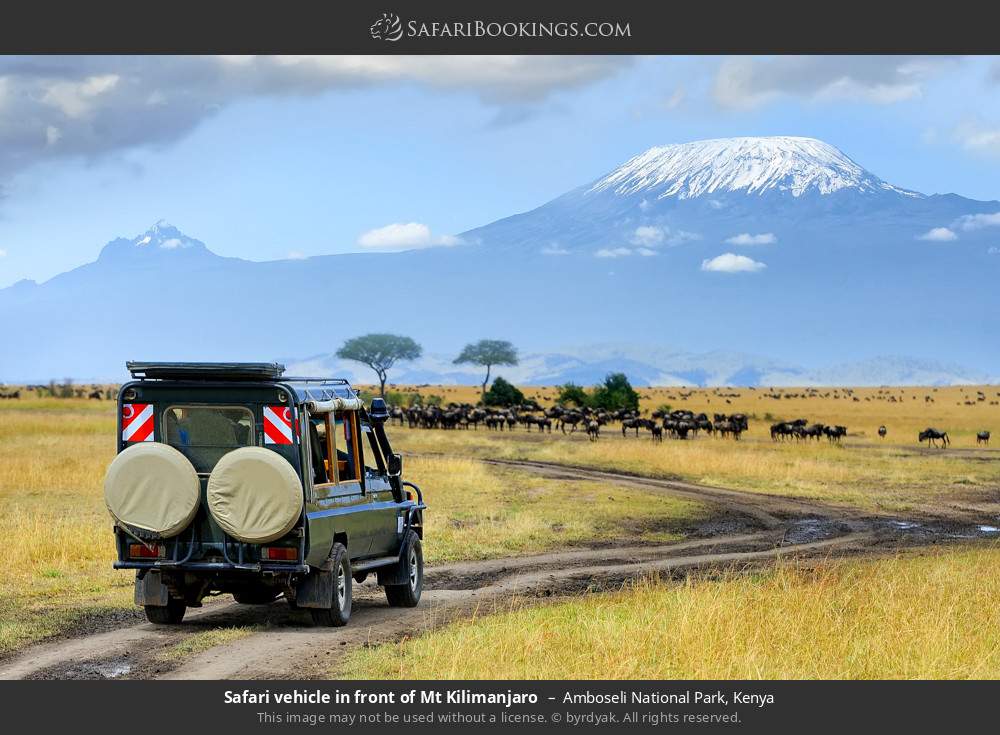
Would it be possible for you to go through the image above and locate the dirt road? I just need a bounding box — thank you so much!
[2,459,996,681]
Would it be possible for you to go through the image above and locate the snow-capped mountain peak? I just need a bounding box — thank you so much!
[589,136,923,200]
[97,221,210,261]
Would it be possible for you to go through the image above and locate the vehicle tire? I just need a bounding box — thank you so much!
[385,531,423,608]
[309,543,351,627]
[144,598,186,624]
[233,588,280,605]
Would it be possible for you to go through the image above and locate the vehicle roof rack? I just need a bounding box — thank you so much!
[126,361,286,381]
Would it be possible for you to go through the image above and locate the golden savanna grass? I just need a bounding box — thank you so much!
[342,545,1000,680]
[0,397,704,655]
[405,456,705,563]
[393,427,1000,512]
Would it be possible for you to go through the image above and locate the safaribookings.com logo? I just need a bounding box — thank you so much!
[370,13,631,42]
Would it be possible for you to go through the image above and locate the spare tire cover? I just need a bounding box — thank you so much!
[206,447,302,544]
[104,442,201,538]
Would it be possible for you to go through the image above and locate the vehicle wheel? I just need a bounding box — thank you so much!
[309,543,352,626]
[385,531,423,608]
[233,588,280,605]
[144,598,186,624]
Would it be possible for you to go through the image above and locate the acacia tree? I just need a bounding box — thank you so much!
[336,333,422,398]
[453,339,518,400]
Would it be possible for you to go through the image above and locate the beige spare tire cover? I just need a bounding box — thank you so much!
[206,447,302,544]
[104,443,201,538]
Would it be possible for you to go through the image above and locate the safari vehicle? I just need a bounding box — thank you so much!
[104,361,425,626]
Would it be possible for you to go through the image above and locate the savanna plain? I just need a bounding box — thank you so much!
[2,383,999,679]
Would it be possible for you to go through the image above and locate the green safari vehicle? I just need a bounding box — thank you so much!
[104,361,425,626]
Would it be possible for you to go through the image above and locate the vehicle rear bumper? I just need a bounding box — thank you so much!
[114,559,309,573]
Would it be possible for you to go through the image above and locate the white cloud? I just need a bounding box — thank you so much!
[638,199,651,212]
[953,211,1000,231]
[159,237,183,250]
[954,120,1000,156]
[635,247,658,257]
[988,246,1000,255]
[663,86,685,110]
[701,253,767,273]
[286,250,307,260]
[631,225,664,246]
[357,222,459,251]
[0,248,6,257]
[540,244,570,256]
[713,56,954,109]
[0,56,631,183]
[917,227,958,242]
[595,247,632,258]
[724,232,777,246]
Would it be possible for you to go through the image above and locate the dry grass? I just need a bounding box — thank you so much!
[159,625,259,661]
[391,420,1000,512]
[0,400,129,656]
[0,397,705,655]
[405,456,705,563]
[341,544,1000,680]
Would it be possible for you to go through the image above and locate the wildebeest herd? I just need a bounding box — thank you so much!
[391,403,749,443]
[770,419,847,443]
[389,400,990,450]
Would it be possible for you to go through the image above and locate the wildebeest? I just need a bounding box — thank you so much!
[878,425,887,439]
[650,425,663,442]
[559,413,583,434]
[823,425,847,443]
[977,430,991,446]
[918,428,950,448]
[586,419,600,442]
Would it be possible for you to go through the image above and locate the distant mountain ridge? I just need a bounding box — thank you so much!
[1,135,998,382]
[284,347,992,389]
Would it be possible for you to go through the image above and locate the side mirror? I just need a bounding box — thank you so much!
[387,452,402,477]
[369,397,390,422]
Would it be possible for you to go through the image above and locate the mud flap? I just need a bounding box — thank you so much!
[376,538,411,587]
[295,568,333,609]
[134,570,170,607]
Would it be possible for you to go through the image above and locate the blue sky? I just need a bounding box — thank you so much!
[0,55,999,286]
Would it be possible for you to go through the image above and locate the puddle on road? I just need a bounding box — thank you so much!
[781,518,844,545]
[95,662,131,679]
[978,525,999,534]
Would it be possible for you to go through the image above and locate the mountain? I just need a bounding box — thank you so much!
[285,347,992,389]
[2,136,998,383]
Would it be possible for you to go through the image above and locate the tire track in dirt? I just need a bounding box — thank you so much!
[0,459,988,681]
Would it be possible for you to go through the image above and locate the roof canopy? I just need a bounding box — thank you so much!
[127,361,286,381]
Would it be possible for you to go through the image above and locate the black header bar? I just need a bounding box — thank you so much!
[1,0,999,54]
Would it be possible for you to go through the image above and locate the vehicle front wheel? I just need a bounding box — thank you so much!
[144,598,186,624]
[385,531,423,608]
[309,543,352,627]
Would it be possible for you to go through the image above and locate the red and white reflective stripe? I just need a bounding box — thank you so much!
[121,403,154,442]
[263,405,293,445]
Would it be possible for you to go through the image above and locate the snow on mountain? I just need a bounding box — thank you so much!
[97,220,209,261]
[588,136,922,200]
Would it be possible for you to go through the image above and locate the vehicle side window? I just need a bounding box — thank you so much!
[333,410,360,483]
[362,421,386,474]
[309,415,332,485]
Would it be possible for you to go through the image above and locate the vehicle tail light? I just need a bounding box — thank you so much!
[129,543,165,558]
[405,490,414,501]
[261,546,297,561]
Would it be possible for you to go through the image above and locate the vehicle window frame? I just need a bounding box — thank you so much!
[334,410,363,486]
[310,412,339,490]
